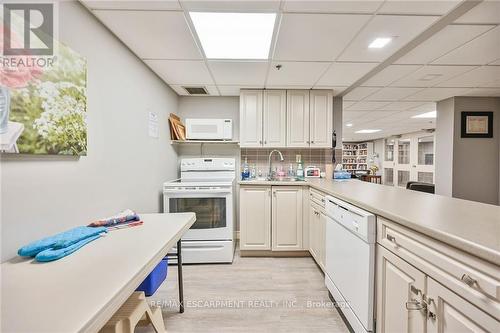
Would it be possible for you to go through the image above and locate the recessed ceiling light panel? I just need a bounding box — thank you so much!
[412,111,437,118]
[368,37,392,49]
[346,123,353,127]
[355,129,382,134]
[190,12,276,59]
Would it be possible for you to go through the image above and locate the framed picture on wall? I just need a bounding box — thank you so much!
[461,112,493,138]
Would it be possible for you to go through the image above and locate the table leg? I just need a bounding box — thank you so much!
[177,239,184,313]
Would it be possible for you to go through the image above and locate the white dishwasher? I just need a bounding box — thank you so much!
[324,195,376,333]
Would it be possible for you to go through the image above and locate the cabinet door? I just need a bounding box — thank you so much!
[318,211,327,270]
[286,90,310,147]
[427,277,499,333]
[240,90,263,147]
[239,186,271,250]
[376,245,427,333]
[309,90,333,148]
[272,186,303,250]
[309,204,319,261]
[263,90,286,147]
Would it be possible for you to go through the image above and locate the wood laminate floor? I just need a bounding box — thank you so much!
[138,247,350,333]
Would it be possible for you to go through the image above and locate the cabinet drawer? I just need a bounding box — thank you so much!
[309,188,326,208]
[378,217,500,319]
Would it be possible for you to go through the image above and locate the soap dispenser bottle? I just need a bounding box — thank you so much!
[296,155,305,181]
[241,157,250,180]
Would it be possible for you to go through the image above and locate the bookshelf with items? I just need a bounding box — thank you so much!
[342,142,374,174]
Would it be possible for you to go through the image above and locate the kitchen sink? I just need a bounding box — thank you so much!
[267,177,305,182]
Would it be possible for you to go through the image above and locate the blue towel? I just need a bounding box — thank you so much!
[35,234,102,262]
[18,226,107,257]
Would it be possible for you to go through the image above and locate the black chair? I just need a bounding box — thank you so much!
[406,181,435,194]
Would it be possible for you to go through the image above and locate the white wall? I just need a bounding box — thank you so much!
[0,1,179,261]
[435,98,455,196]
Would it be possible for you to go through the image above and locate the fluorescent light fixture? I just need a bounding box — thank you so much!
[346,123,353,127]
[190,12,276,59]
[355,129,381,134]
[368,37,392,49]
[412,111,437,119]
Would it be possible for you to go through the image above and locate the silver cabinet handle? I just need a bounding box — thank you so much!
[259,140,262,144]
[311,140,315,144]
[405,299,426,311]
[321,198,325,203]
[387,234,396,242]
[461,274,477,287]
[264,141,267,144]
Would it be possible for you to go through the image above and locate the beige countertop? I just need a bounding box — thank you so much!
[1,213,196,333]
[239,179,500,266]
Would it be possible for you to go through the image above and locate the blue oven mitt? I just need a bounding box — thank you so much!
[18,226,107,257]
[35,234,102,262]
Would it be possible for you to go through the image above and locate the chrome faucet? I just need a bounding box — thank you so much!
[267,150,284,180]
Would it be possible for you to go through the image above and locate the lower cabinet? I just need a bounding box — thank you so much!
[426,277,499,333]
[239,186,271,250]
[240,185,304,251]
[272,186,303,251]
[377,244,500,333]
[376,245,427,333]
[309,202,326,270]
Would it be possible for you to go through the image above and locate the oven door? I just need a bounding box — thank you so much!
[163,187,233,241]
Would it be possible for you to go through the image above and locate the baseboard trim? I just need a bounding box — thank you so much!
[240,250,311,257]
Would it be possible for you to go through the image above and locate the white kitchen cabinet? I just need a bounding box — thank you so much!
[240,90,263,147]
[287,90,310,147]
[426,277,499,333]
[272,186,303,250]
[239,186,271,250]
[309,90,333,148]
[376,245,427,333]
[309,203,320,262]
[263,90,286,147]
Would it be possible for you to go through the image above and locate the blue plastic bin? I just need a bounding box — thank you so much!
[136,259,168,296]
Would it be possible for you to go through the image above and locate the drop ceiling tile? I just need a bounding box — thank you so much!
[180,0,281,11]
[462,88,500,97]
[170,85,219,96]
[338,15,439,62]
[366,87,423,101]
[362,65,422,86]
[489,58,500,65]
[455,1,500,24]
[274,14,371,61]
[395,25,493,65]
[436,66,500,87]
[379,101,428,111]
[404,87,469,101]
[343,101,356,109]
[93,10,202,59]
[83,0,181,10]
[266,61,330,86]
[356,110,400,123]
[432,26,500,65]
[391,65,476,87]
[282,1,383,13]
[378,0,460,15]
[316,62,378,86]
[217,86,258,96]
[144,60,214,85]
[313,86,348,95]
[343,87,381,101]
[343,111,370,121]
[208,61,268,85]
[347,101,392,111]
[409,102,437,112]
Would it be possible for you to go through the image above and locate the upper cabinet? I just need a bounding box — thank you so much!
[240,90,263,147]
[286,90,310,147]
[263,90,286,147]
[309,90,333,148]
[240,89,334,148]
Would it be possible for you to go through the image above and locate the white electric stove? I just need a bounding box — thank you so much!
[163,158,235,263]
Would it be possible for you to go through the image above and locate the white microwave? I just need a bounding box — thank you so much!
[186,119,232,140]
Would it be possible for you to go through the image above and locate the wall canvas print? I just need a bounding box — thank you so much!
[1,20,87,156]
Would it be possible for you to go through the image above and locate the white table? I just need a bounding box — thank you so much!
[1,213,196,333]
